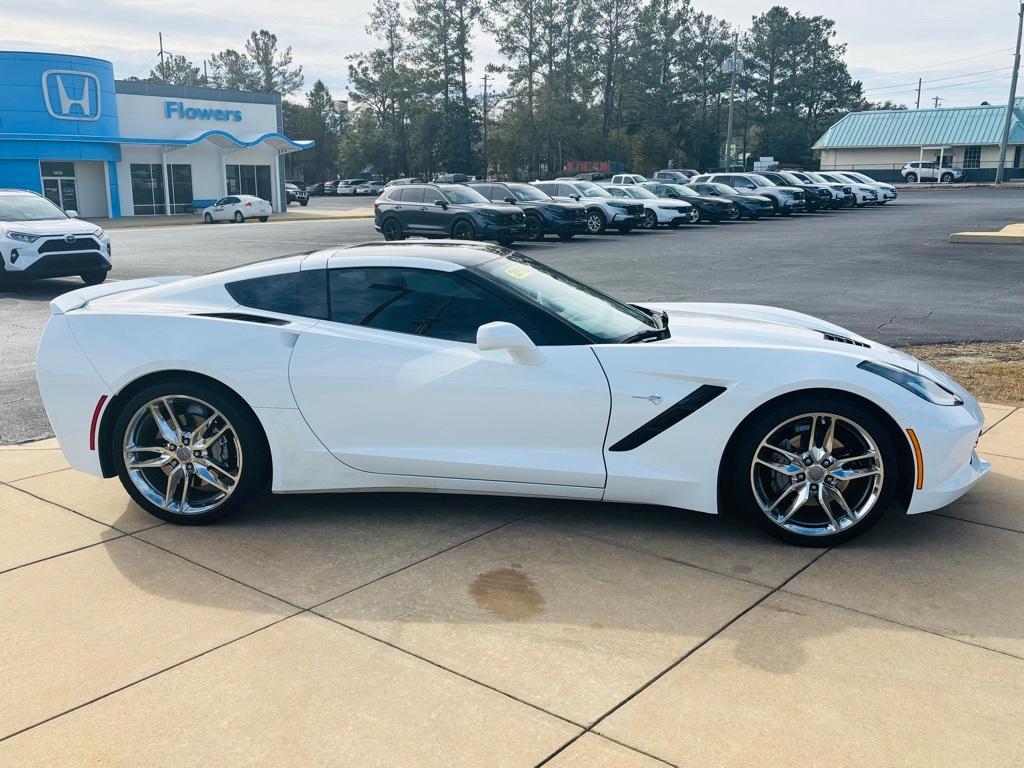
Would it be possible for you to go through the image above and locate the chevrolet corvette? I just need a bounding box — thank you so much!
[37,242,988,544]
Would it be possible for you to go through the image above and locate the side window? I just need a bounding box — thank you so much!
[609,188,626,197]
[226,270,328,319]
[390,188,408,202]
[406,187,427,203]
[558,184,577,197]
[329,267,544,344]
[534,183,554,196]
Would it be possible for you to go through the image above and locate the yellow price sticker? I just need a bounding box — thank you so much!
[505,265,534,280]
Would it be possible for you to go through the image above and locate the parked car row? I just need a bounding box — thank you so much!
[372,170,896,245]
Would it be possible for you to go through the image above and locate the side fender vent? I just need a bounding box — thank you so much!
[195,312,289,326]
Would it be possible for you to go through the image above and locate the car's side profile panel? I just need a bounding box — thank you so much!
[288,322,611,487]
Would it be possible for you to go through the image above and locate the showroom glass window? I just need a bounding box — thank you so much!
[130,163,165,216]
[963,146,982,170]
[328,267,544,343]
[168,165,193,214]
[226,164,273,199]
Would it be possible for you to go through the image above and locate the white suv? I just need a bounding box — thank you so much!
[901,162,965,183]
[0,189,111,287]
[602,185,697,228]
[532,180,645,234]
[610,173,648,185]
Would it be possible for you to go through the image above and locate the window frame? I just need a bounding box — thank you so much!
[962,145,982,169]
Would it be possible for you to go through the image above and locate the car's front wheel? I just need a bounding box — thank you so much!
[203,213,213,224]
[452,219,476,240]
[727,395,897,545]
[80,270,107,286]
[523,214,544,242]
[112,381,267,525]
[585,209,607,234]
[905,172,918,183]
[641,210,658,229]
[233,211,244,223]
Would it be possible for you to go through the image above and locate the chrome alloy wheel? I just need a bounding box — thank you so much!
[122,395,243,515]
[750,412,884,537]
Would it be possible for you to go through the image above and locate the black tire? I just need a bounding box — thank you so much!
[523,214,544,242]
[558,233,575,241]
[452,219,476,240]
[905,172,918,183]
[381,217,405,241]
[617,224,635,233]
[641,210,658,229]
[940,172,954,183]
[111,379,269,525]
[585,209,607,234]
[258,216,268,222]
[725,393,898,546]
[80,270,107,286]
[203,213,213,224]
[233,211,244,223]
[300,200,308,207]
[780,208,792,216]
[747,213,760,221]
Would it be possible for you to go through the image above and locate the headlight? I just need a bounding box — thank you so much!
[607,201,630,209]
[858,361,963,406]
[94,227,105,238]
[5,231,41,243]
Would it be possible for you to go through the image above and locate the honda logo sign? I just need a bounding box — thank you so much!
[42,70,101,121]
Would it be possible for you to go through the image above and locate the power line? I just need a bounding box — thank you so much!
[863,66,1012,93]
[858,47,1012,79]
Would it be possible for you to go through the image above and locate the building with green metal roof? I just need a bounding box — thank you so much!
[812,100,1024,181]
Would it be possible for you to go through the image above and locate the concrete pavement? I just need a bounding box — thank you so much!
[0,404,1021,765]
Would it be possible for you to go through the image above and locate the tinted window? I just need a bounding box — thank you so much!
[226,270,328,319]
[329,267,543,343]
[438,185,488,204]
[408,187,428,203]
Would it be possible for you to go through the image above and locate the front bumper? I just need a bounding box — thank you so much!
[550,218,589,235]
[481,222,527,241]
[782,199,806,211]
[662,208,698,224]
[3,236,111,279]
[609,212,644,227]
[905,401,989,514]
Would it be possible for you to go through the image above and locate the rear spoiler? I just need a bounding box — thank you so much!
[50,276,191,315]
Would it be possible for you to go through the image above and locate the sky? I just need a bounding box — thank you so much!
[1,0,1019,109]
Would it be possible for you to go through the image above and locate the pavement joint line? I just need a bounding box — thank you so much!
[977,450,1024,461]
[1,466,73,485]
[317,612,588,732]
[524,513,788,591]
[579,544,836,735]
[0,532,129,577]
[536,730,679,768]
[0,478,163,536]
[775,587,1024,665]
[927,509,1024,536]
[982,407,1019,433]
[0,610,303,744]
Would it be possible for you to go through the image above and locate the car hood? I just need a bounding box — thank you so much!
[2,218,102,236]
[637,301,920,370]
[762,185,805,194]
[732,194,773,203]
[464,202,523,214]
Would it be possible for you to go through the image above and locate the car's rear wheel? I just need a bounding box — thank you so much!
[452,219,476,240]
[641,210,658,229]
[524,214,544,242]
[585,209,607,234]
[905,172,918,183]
[112,382,267,525]
[381,217,404,241]
[233,211,244,223]
[727,395,897,546]
[80,270,107,286]
[203,213,213,224]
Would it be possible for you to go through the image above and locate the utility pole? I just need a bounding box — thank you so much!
[481,73,489,180]
[158,33,166,82]
[723,32,739,170]
[996,1,1024,184]
[933,96,943,109]
[203,59,208,86]
[916,78,922,109]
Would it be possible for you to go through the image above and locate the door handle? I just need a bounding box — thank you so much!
[631,394,663,405]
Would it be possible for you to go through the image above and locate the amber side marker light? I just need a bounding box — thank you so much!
[906,428,924,490]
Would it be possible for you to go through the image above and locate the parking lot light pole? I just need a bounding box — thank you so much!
[722,33,740,170]
[996,2,1024,185]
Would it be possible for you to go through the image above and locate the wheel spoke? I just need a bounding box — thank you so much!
[832,467,881,481]
[778,484,811,524]
[193,425,228,451]
[164,465,184,509]
[817,484,839,529]
[760,441,803,466]
[822,416,837,454]
[180,474,190,512]
[148,404,179,445]
[807,415,817,451]
[127,449,172,469]
[835,451,876,466]
[825,484,855,520]
[754,456,803,476]
[191,412,220,444]
[194,461,235,493]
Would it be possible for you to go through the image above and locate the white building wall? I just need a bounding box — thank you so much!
[72,161,108,218]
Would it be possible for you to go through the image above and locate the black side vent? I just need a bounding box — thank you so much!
[821,331,870,348]
[609,385,727,452]
[195,312,290,326]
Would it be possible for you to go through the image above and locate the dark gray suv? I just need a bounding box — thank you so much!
[374,184,527,244]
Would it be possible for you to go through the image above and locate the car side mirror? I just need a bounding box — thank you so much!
[65,209,79,218]
[504,196,517,204]
[434,199,448,209]
[476,321,544,365]
[570,194,581,201]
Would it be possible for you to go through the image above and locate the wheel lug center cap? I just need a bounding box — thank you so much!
[175,446,194,463]
[807,465,826,482]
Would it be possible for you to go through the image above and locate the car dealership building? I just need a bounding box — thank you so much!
[0,51,313,218]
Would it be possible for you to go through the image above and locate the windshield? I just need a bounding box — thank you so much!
[0,195,68,222]
[621,187,658,199]
[847,172,873,183]
[705,182,737,196]
[665,184,699,197]
[506,183,548,202]
[439,185,489,204]
[778,172,805,186]
[807,172,831,184]
[748,174,776,187]
[579,186,610,198]
[473,254,657,343]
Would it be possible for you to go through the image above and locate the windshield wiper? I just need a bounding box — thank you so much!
[621,326,669,344]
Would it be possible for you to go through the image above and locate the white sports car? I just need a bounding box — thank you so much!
[201,195,272,224]
[36,243,988,545]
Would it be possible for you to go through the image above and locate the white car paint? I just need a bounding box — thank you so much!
[355,181,385,195]
[816,173,879,206]
[36,243,988,541]
[602,184,697,226]
[336,179,369,195]
[0,189,111,284]
[833,171,897,203]
[610,173,648,185]
[201,195,272,223]
[532,180,645,232]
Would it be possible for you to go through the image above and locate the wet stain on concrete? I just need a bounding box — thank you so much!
[470,567,545,621]
[732,564,753,575]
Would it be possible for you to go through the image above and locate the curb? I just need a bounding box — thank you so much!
[950,223,1024,244]
[87,211,375,230]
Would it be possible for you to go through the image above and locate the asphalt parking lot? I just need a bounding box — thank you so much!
[2,186,1023,444]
